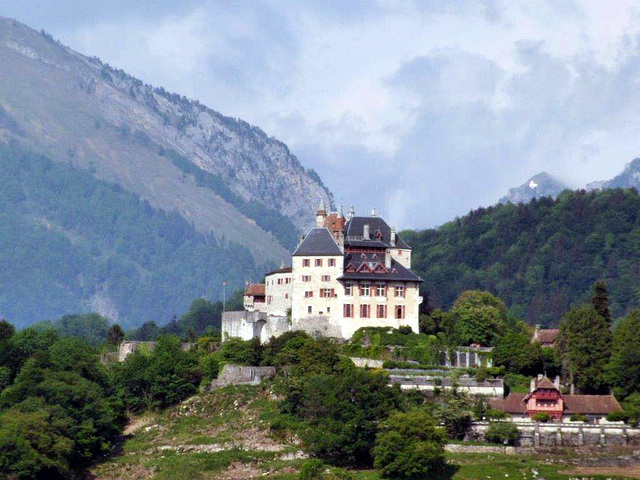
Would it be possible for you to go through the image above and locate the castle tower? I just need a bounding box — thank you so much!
[316,199,328,227]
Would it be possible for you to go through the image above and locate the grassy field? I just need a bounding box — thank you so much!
[90,385,640,479]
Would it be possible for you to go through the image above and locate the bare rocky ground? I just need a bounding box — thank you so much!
[89,385,305,480]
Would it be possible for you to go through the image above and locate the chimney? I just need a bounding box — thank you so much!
[390,227,397,247]
[363,224,370,240]
[385,253,391,269]
[534,324,541,341]
[530,377,536,392]
[570,383,575,395]
[371,207,377,217]
[347,205,355,221]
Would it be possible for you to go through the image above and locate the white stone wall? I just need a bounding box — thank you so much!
[221,311,291,343]
[387,247,412,269]
[291,254,344,326]
[338,281,420,338]
[264,271,293,316]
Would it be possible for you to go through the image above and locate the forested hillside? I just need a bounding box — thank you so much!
[0,142,262,328]
[403,188,640,325]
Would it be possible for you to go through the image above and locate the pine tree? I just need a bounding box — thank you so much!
[558,304,612,394]
[609,309,640,399]
[592,281,612,326]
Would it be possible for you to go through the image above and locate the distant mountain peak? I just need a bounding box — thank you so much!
[499,172,568,205]
[589,157,640,192]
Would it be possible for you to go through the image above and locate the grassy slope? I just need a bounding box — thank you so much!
[92,385,637,480]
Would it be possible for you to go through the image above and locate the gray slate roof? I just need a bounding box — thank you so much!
[344,216,410,249]
[292,228,343,256]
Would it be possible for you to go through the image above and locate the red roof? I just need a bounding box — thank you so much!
[489,393,621,415]
[324,213,345,234]
[245,284,265,297]
[534,329,559,345]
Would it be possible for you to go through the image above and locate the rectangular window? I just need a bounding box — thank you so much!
[320,288,335,298]
[286,278,291,284]
[376,284,386,297]
[395,286,405,298]
[344,304,354,317]
[277,278,283,285]
[329,258,336,267]
[307,305,312,314]
[303,259,310,267]
[315,259,323,267]
[327,307,331,313]
[285,294,289,299]
[360,283,371,297]
[302,275,311,282]
[345,283,353,296]
[377,304,387,318]
[322,275,331,282]
[395,305,405,319]
[304,291,313,298]
[360,304,371,318]
[267,295,272,305]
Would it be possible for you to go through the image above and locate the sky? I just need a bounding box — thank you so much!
[3,0,640,229]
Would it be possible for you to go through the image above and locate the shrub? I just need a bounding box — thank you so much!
[220,337,261,365]
[374,410,446,480]
[570,414,588,422]
[606,411,630,422]
[485,421,519,445]
[199,353,220,382]
[298,459,325,480]
[532,412,551,423]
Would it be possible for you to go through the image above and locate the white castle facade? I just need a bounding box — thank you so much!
[222,203,423,342]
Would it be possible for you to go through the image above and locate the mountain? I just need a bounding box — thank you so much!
[587,158,640,191]
[499,172,568,205]
[0,17,333,327]
[403,188,640,326]
[0,17,332,255]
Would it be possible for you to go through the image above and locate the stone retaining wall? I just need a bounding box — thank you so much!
[208,364,277,389]
[470,421,640,447]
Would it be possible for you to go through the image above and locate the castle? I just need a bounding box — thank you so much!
[222,202,423,342]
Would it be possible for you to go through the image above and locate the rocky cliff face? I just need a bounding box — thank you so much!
[499,172,569,205]
[0,17,333,263]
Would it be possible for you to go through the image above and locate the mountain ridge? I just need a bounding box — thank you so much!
[0,16,333,263]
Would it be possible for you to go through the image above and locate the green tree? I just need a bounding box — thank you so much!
[48,313,111,345]
[111,335,201,411]
[220,337,262,365]
[558,304,612,393]
[107,324,125,345]
[449,291,508,346]
[0,319,14,341]
[0,338,123,469]
[492,325,543,375]
[285,367,402,468]
[609,309,640,398]
[373,410,446,480]
[592,281,613,326]
[485,421,519,445]
[180,298,222,334]
[0,398,74,479]
[431,391,474,440]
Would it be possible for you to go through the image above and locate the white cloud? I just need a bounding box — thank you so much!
[44,0,640,228]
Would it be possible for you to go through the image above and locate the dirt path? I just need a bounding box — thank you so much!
[559,466,640,478]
